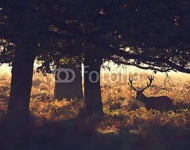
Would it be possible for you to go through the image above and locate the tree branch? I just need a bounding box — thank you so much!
[113,59,174,73]
[50,19,190,73]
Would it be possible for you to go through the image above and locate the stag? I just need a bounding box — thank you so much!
[128,76,172,111]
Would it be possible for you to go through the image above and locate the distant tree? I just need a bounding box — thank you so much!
[54,58,83,100]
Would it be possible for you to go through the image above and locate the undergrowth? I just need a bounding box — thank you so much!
[0,72,190,136]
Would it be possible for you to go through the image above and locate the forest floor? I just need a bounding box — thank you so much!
[0,72,190,150]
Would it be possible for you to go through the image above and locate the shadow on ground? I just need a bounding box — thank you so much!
[1,112,190,150]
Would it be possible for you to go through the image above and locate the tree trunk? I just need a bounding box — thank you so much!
[84,58,103,115]
[7,39,35,125]
[54,62,83,100]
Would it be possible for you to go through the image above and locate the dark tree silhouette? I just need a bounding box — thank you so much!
[0,1,50,124]
[7,37,36,124]
[83,53,103,115]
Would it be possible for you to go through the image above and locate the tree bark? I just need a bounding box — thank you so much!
[84,57,103,115]
[7,38,35,125]
[54,62,83,100]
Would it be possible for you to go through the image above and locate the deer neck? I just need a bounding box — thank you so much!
[138,93,147,102]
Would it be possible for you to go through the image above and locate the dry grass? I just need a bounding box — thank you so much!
[0,72,190,135]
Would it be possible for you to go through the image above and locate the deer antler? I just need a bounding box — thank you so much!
[141,76,154,92]
[128,77,138,92]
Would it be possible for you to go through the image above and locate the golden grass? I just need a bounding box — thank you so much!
[0,72,190,135]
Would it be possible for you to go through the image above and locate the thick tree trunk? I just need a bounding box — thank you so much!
[84,58,103,115]
[7,39,35,125]
[54,62,83,100]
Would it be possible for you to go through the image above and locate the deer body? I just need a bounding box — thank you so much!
[129,76,172,111]
[136,93,172,110]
